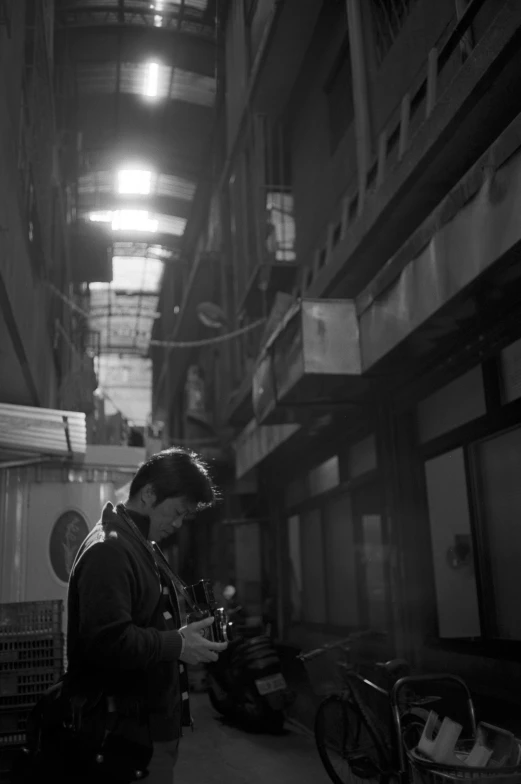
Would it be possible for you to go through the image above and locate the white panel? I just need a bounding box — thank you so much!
[26,482,114,631]
[425,449,480,638]
[478,426,521,640]
[417,367,486,443]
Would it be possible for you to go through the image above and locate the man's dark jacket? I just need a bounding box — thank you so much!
[66,502,184,740]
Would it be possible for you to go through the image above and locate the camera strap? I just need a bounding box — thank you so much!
[114,503,197,619]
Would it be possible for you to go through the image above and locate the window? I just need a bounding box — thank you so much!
[265,192,296,262]
[287,515,302,622]
[424,422,521,642]
[323,495,358,627]
[325,37,354,154]
[370,0,420,66]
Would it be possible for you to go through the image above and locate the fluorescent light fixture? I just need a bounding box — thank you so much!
[112,210,158,233]
[89,211,112,222]
[144,62,159,97]
[117,169,152,195]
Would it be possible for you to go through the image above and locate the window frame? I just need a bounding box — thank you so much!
[420,354,521,657]
[285,469,382,635]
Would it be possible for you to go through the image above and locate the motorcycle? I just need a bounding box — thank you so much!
[206,632,293,733]
[205,586,293,732]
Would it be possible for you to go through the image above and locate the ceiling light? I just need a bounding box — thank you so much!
[112,210,158,233]
[144,62,159,96]
[89,211,112,222]
[117,169,152,195]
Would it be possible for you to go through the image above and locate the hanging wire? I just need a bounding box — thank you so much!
[48,280,266,349]
[149,318,266,348]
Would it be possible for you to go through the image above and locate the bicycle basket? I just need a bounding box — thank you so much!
[407,743,521,784]
[302,646,349,697]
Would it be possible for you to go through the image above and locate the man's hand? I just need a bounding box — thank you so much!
[179,617,228,665]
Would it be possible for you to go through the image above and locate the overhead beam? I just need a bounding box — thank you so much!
[78,193,193,221]
[76,94,213,151]
[57,5,214,26]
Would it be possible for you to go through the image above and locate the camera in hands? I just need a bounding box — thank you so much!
[186,579,233,643]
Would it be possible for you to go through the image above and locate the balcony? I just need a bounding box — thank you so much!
[296,0,521,302]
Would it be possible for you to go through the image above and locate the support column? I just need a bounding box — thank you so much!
[377,404,435,666]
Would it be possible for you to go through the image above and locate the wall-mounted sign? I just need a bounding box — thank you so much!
[49,510,89,584]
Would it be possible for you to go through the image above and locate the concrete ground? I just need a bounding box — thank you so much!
[175,692,331,784]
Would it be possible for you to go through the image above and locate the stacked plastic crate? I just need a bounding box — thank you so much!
[0,600,64,749]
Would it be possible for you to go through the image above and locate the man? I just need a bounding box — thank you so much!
[66,447,227,783]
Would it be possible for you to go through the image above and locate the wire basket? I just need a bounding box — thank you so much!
[0,665,63,708]
[302,646,350,697]
[0,634,64,671]
[0,601,63,637]
[408,745,521,784]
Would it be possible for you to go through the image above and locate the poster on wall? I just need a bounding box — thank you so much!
[49,510,89,584]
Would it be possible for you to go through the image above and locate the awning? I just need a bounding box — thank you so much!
[0,403,87,460]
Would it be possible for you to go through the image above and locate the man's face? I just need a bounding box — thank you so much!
[142,487,197,542]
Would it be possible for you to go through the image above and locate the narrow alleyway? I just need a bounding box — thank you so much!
[174,693,330,784]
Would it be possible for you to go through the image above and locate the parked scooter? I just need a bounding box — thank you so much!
[206,587,293,732]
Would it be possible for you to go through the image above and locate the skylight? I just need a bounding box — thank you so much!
[112,210,158,232]
[117,169,152,195]
[144,62,159,97]
[112,256,164,291]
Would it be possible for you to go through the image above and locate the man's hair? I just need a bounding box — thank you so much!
[128,447,217,509]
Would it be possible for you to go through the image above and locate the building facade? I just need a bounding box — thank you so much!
[152,0,521,714]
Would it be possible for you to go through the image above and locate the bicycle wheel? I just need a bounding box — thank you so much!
[315,695,388,784]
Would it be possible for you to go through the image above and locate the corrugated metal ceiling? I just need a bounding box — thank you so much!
[57,0,217,423]
[75,62,216,107]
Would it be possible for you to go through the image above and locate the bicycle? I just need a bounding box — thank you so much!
[298,634,477,784]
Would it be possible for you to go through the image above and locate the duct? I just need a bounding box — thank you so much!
[252,299,365,425]
[358,139,521,370]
